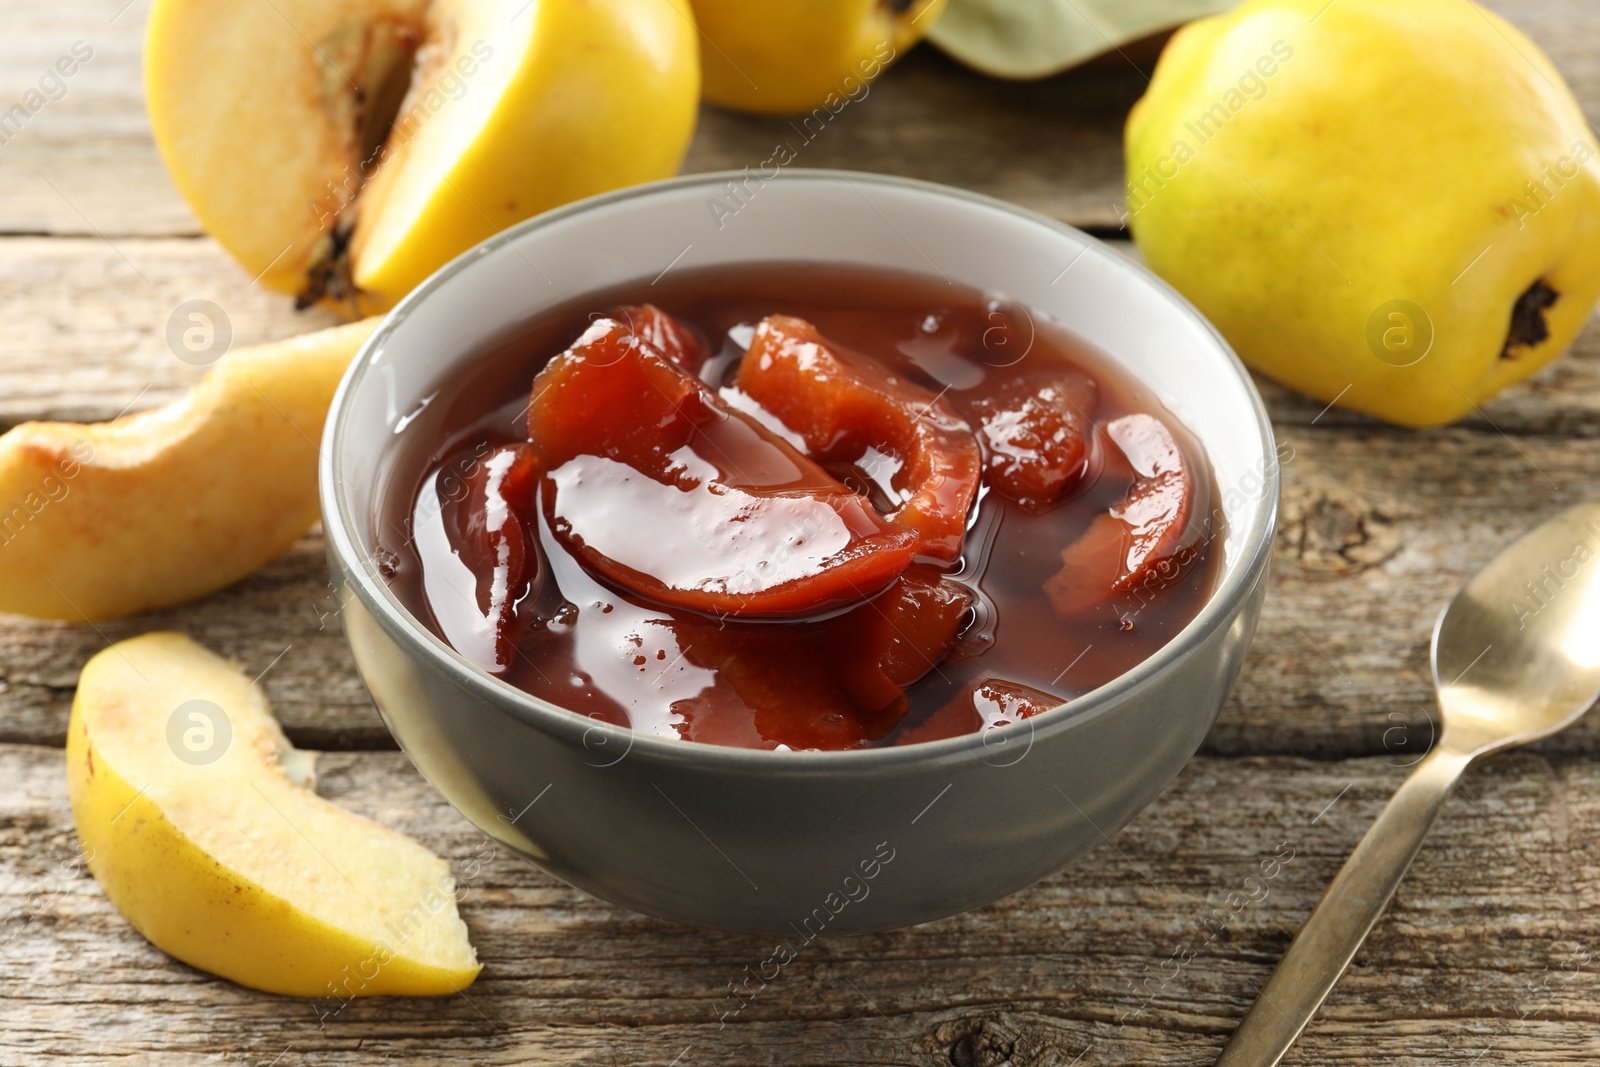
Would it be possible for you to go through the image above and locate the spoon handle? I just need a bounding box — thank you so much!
[1214,746,1473,1066]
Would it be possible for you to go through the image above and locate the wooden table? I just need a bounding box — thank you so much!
[4,2,1600,1063]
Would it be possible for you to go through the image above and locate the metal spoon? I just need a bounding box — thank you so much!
[1216,502,1600,1066]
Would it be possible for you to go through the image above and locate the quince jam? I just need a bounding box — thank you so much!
[379,265,1219,750]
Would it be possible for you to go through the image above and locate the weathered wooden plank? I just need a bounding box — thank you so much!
[0,238,345,428]
[1215,421,1600,758]
[3,417,1597,758]
[0,536,380,751]
[3,0,1596,238]
[4,745,1598,1065]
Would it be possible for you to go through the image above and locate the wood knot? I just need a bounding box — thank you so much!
[1277,485,1400,575]
[938,1018,1017,1067]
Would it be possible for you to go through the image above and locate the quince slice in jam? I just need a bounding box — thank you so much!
[673,603,909,750]
[960,370,1097,510]
[880,566,974,687]
[451,443,541,671]
[608,303,706,373]
[736,315,982,563]
[660,565,972,749]
[1044,413,1196,618]
[527,318,918,618]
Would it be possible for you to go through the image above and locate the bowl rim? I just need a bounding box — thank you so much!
[321,168,1280,774]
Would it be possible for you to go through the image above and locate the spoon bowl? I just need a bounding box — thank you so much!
[1433,502,1600,756]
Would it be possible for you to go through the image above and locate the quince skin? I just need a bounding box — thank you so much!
[692,0,944,114]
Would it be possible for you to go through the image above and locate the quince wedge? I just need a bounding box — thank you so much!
[0,319,376,622]
[146,0,699,314]
[68,633,480,997]
[1125,0,1600,427]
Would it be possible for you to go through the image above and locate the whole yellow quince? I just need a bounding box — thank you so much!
[692,0,945,114]
[1125,0,1600,427]
[147,0,699,315]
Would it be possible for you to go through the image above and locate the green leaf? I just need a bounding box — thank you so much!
[927,0,1236,79]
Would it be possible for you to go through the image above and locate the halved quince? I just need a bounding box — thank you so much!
[67,633,480,996]
[146,0,699,314]
[0,319,375,621]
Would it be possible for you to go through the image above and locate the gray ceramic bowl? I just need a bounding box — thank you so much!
[320,170,1278,936]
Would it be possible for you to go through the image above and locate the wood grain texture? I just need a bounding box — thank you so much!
[0,238,346,428]
[5,745,1599,1066]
